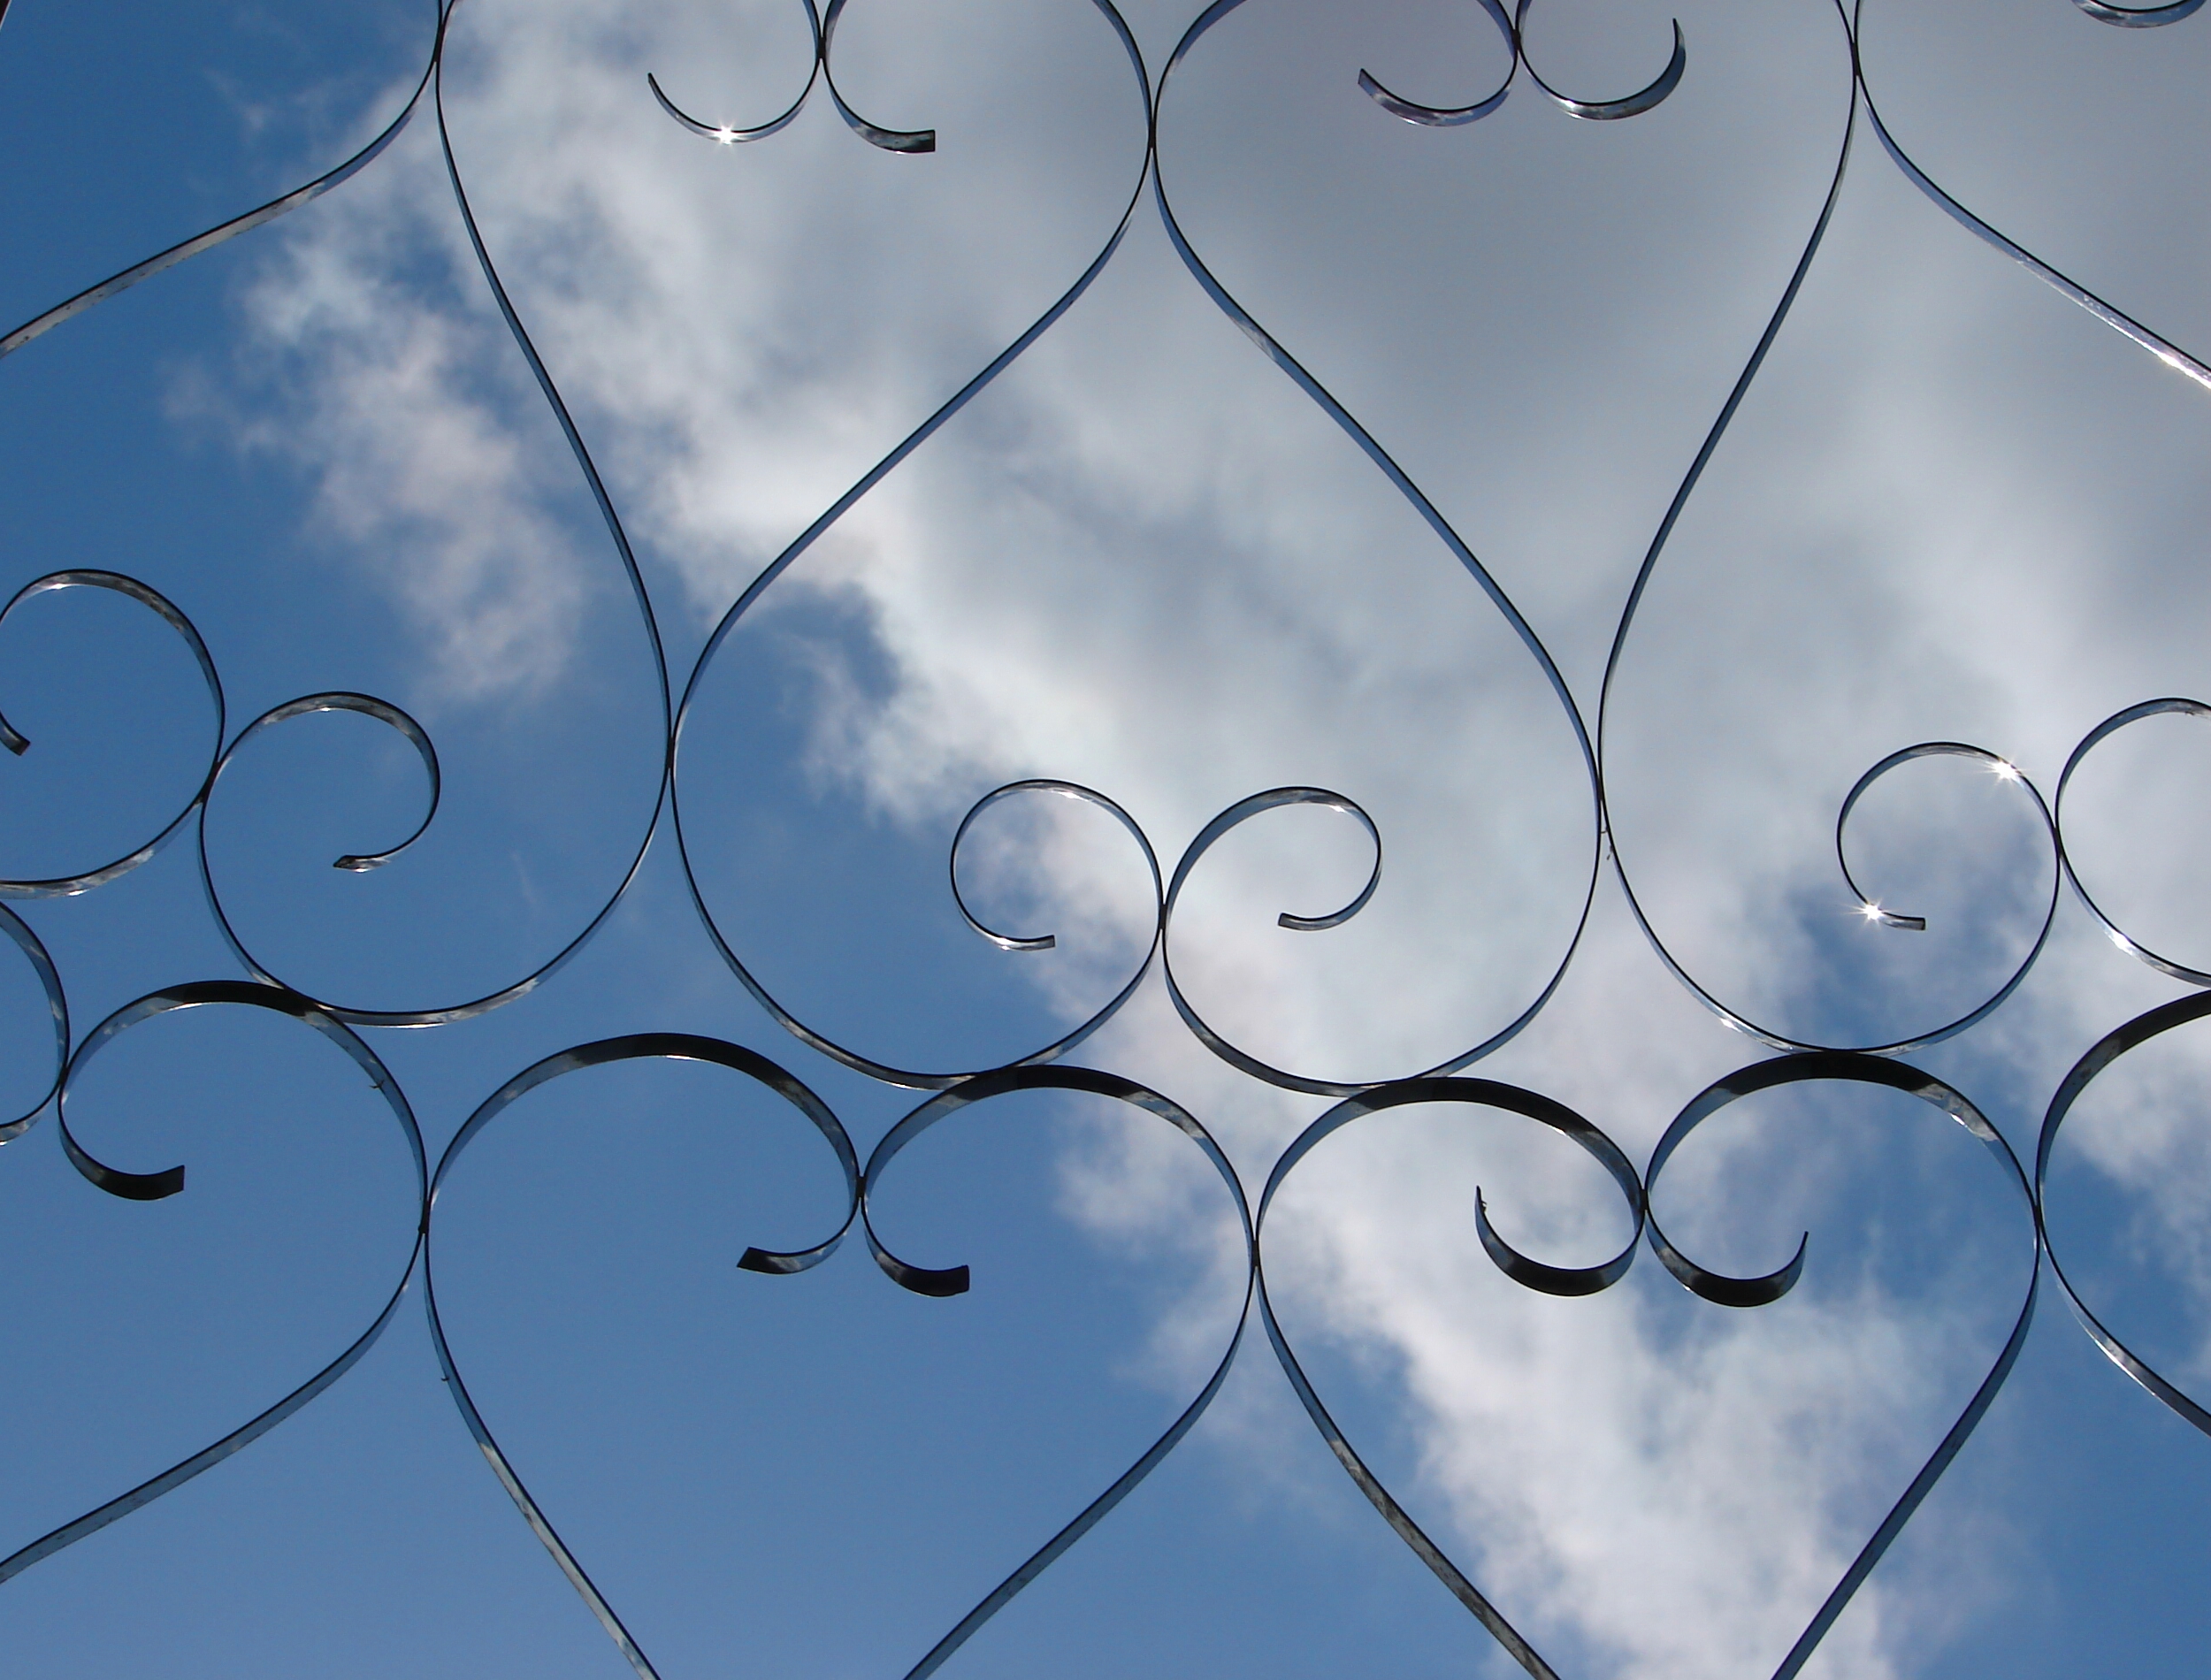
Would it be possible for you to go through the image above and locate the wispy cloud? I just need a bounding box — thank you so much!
[207,0,2211,1672]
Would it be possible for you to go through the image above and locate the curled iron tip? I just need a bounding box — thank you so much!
[2072,0,2207,24]
[1834,740,2054,944]
[1516,2,1685,122]
[647,68,813,146]
[1652,1224,1808,1309]
[947,780,1155,954]
[1474,1186,1637,1297]
[218,693,442,875]
[1357,0,1516,126]
[0,571,226,902]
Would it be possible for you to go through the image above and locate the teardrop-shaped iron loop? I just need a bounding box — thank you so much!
[857,1062,1254,1680]
[425,1033,861,1680]
[669,0,1155,1089]
[1152,0,1603,1096]
[181,4,683,1031]
[1644,1050,2039,1680]
[1596,1,2069,1056]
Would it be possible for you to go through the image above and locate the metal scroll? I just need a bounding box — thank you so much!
[3,1,2210,1676]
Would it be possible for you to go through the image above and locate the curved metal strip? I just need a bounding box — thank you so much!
[0,1,448,361]
[1253,1076,1647,1680]
[0,571,226,900]
[1259,1075,1645,1290]
[949,780,1162,953]
[1164,786,1381,935]
[204,692,442,873]
[2037,988,2211,1435]
[1851,0,2211,392]
[0,980,427,1585]
[646,0,822,145]
[0,904,67,1142]
[669,0,1154,1090]
[858,1063,1254,1680]
[2053,698,2211,987]
[1820,742,2065,1043]
[1642,1050,2039,1680]
[425,1033,860,1680]
[1155,788,1413,1097]
[2073,0,2207,25]
[1358,0,1517,127]
[1513,1,1686,122]
[819,0,935,153]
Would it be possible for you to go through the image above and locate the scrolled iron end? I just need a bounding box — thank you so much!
[738,1246,812,1276]
[71,1150,186,1203]
[1526,14,1685,123]
[861,125,935,154]
[1173,787,1381,940]
[228,693,442,876]
[57,1072,188,1200]
[2073,0,2206,25]
[1655,1226,1806,1309]
[1833,741,2055,951]
[1356,67,1509,128]
[876,1252,971,1297]
[949,780,1159,956]
[1858,902,1926,933]
[0,718,27,757]
[1473,1187,1633,1298]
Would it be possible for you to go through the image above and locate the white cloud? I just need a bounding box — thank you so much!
[217,0,2211,1672]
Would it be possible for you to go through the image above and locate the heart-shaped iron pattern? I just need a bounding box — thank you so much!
[0,983,427,1588]
[1255,1057,2039,1680]
[425,1045,1254,1680]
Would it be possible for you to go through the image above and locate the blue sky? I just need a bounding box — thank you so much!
[6,1,2211,1676]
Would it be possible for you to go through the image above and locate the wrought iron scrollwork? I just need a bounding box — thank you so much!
[3,0,2210,1674]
